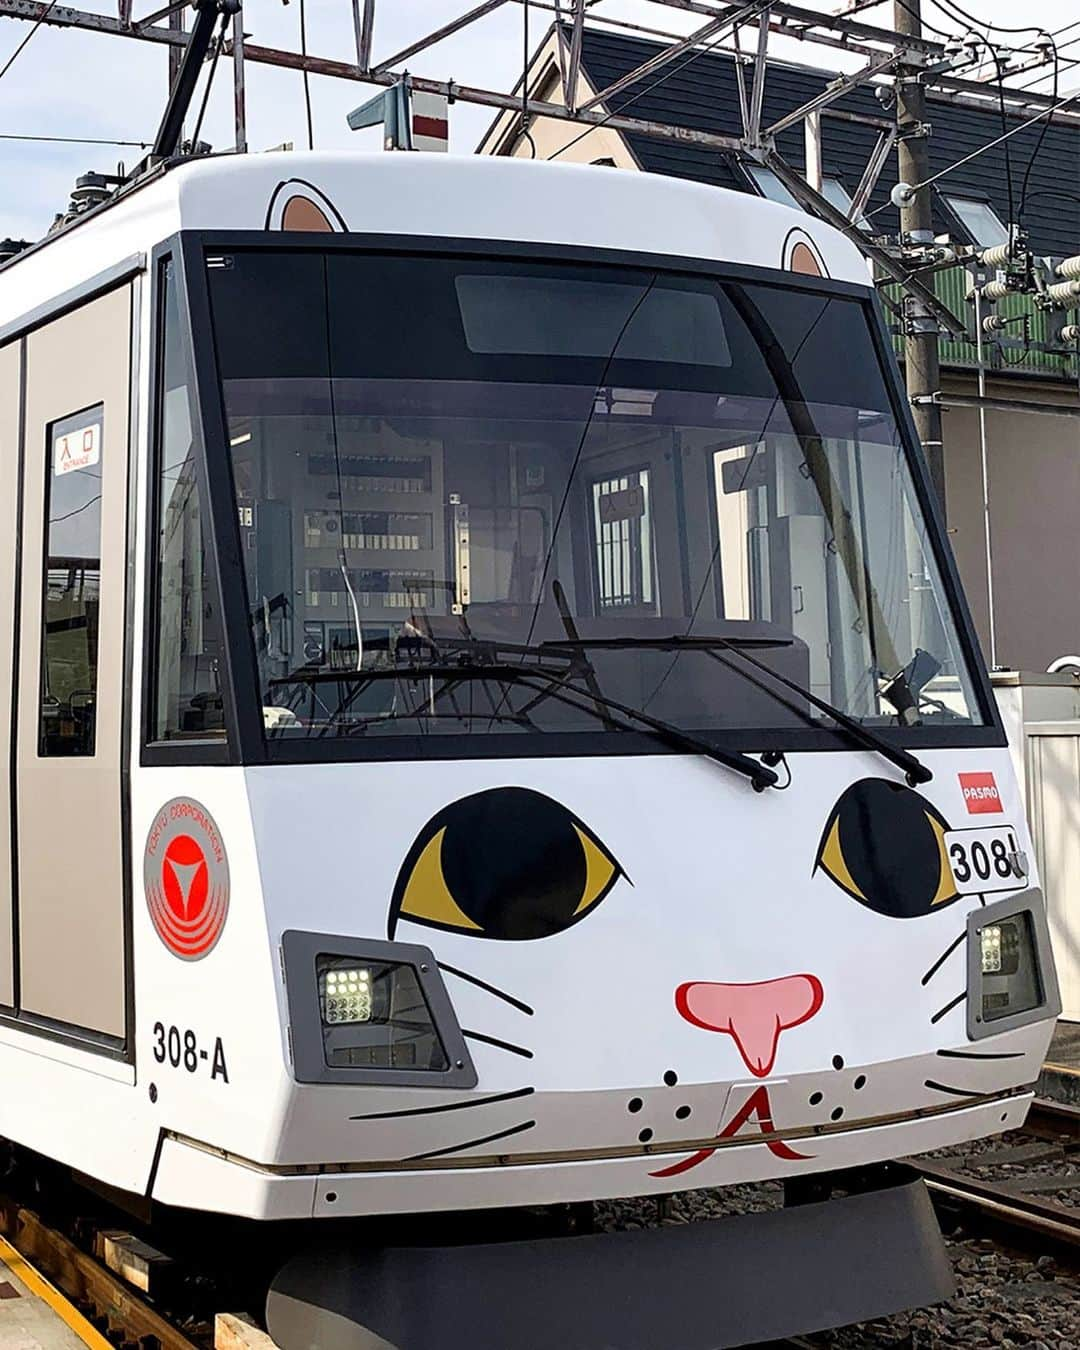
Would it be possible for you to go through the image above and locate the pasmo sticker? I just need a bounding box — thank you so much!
[959,772,1003,815]
[144,799,230,959]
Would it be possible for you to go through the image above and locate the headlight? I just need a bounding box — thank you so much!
[316,954,448,1071]
[973,908,1045,1025]
[281,932,477,1087]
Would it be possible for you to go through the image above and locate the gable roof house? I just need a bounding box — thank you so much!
[479,26,1080,675]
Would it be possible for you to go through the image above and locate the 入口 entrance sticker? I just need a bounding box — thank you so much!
[144,799,230,959]
[958,772,1003,815]
[53,420,100,477]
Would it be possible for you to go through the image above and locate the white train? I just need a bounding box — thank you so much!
[0,151,1060,1347]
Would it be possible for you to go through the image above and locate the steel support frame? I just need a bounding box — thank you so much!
[3,0,1079,126]
[0,0,1072,335]
[760,147,967,337]
[576,2,763,117]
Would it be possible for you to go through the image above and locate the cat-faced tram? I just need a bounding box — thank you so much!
[0,151,1061,1347]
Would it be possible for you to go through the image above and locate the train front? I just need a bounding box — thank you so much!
[137,155,1060,1346]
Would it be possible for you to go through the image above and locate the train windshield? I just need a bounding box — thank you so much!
[202,249,985,749]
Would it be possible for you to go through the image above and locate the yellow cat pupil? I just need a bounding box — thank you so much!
[398,828,483,933]
[573,826,618,916]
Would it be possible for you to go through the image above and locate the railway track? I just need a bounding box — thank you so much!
[912,1098,1080,1257]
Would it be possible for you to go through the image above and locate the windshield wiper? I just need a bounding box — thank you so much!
[542,635,931,787]
[272,658,778,791]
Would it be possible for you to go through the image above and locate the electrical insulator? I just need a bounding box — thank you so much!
[978,243,1014,267]
[1045,280,1080,306]
[977,279,1013,301]
[982,314,1007,334]
[1060,325,1080,343]
[1056,255,1080,280]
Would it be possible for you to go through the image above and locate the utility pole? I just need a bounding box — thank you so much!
[894,0,945,509]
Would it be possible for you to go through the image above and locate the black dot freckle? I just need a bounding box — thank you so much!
[832,1055,844,1070]
[809,1092,823,1106]
[675,1105,691,1120]
[638,1128,653,1143]
[663,1070,678,1087]
[628,1097,643,1113]
[830,1107,844,1122]
[854,1075,867,1090]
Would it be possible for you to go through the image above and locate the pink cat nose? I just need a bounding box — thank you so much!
[675,974,824,1079]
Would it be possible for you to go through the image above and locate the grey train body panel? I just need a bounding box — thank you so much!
[15,284,132,1038]
[0,340,19,1008]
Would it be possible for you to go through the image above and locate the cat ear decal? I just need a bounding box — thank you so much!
[783,227,829,279]
[265,178,348,233]
[388,788,625,941]
[815,778,959,919]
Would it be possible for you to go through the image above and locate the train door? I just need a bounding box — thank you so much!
[0,341,20,1009]
[13,285,133,1041]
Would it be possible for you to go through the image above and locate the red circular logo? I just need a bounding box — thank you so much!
[144,800,229,960]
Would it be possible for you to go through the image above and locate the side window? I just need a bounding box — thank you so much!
[151,259,225,741]
[40,406,104,756]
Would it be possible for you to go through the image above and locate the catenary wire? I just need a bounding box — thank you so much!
[299,0,315,151]
[987,44,1016,230]
[0,133,150,147]
[1018,28,1058,222]
[0,0,60,87]
[519,0,536,157]
[863,86,1080,223]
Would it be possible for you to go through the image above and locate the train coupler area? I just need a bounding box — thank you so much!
[265,1164,954,1349]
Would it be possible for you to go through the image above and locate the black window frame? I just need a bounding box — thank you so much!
[143,229,1005,766]
[39,401,106,759]
[142,246,247,766]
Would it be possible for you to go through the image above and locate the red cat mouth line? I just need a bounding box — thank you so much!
[649,1085,813,1178]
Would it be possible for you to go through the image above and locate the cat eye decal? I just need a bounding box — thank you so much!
[815,778,959,919]
[388,788,624,941]
[782,226,829,278]
[265,178,348,233]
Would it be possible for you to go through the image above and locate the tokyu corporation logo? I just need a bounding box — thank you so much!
[959,772,1003,815]
[144,799,230,959]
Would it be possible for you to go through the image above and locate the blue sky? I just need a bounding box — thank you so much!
[0,0,1074,241]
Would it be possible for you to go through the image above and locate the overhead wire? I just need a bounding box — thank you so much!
[519,0,536,157]
[0,0,60,87]
[1017,30,1058,224]
[987,45,1015,231]
[0,132,150,146]
[863,85,1080,224]
[298,0,315,151]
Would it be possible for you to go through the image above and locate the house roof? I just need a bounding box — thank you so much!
[574,27,1080,260]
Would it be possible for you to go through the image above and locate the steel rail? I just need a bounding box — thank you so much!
[917,1160,1080,1251]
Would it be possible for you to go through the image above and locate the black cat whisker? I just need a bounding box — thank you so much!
[350,1087,536,1121]
[405,1119,537,1162]
[438,962,535,1016]
[923,1079,981,1098]
[930,990,967,1024]
[935,1048,1026,1061]
[921,932,966,987]
[462,1028,535,1059]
